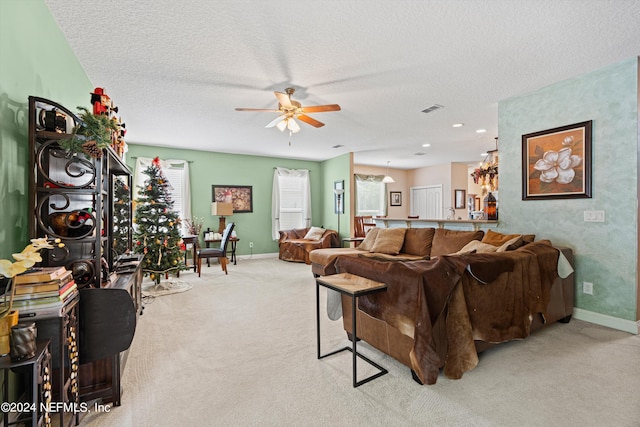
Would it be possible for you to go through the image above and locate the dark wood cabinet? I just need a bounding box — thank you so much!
[27,96,141,407]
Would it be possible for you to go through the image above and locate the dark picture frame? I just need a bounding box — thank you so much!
[522,120,592,200]
[212,185,253,213]
[454,189,466,209]
[390,191,402,207]
[334,180,344,214]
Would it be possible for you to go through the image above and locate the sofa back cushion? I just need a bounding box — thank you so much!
[430,228,484,256]
[401,228,435,257]
[370,228,407,255]
[358,228,380,251]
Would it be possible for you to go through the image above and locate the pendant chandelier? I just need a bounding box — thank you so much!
[382,161,395,183]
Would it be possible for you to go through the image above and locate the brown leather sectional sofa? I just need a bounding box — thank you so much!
[310,226,575,384]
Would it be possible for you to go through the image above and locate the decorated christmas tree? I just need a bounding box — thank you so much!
[112,177,131,257]
[133,157,185,283]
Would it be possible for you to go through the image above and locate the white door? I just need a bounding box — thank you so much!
[410,185,443,219]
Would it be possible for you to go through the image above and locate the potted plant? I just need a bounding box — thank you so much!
[59,107,117,158]
[0,238,64,354]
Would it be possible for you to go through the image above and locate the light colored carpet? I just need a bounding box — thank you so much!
[80,256,640,427]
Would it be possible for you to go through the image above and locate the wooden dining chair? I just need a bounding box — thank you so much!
[196,222,235,277]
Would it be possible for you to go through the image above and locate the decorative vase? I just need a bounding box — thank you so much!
[0,310,19,356]
[10,322,37,362]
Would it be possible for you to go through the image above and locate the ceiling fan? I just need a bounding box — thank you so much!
[235,88,341,133]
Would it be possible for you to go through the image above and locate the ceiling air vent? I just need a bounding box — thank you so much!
[414,152,426,156]
[421,104,444,114]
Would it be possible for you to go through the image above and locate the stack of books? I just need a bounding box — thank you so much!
[10,266,78,318]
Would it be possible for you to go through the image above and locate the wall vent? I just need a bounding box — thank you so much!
[421,104,444,114]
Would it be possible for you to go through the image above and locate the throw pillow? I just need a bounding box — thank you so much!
[453,240,499,255]
[496,236,524,252]
[369,228,407,255]
[357,228,380,251]
[430,229,484,257]
[401,228,435,257]
[481,229,522,247]
[303,226,326,240]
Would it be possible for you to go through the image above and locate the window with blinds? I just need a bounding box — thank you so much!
[277,174,307,230]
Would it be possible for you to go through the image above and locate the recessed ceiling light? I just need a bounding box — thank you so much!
[422,143,431,147]
[476,128,487,133]
[452,123,464,128]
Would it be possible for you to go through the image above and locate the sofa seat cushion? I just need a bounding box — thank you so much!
[309,247,364,265]
[431,228,484,256]
[358,252,427,262]
[310,247,365,276]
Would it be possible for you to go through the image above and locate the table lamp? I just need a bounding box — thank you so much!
[211,202,234,233]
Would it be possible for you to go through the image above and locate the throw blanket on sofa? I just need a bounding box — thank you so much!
[335,240,560,385]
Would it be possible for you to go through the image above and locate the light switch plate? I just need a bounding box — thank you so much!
[584,210,605,222]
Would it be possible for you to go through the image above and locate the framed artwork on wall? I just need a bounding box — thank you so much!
[390,191,402,206]
[522,120,592,200]
[454,189,466,209]
[212,185,253,212]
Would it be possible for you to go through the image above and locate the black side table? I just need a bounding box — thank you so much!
[316,273,388,387]
[0,340,52,427]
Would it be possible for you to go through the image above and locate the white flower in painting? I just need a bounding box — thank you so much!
[533,147,582,184]
[562,136,574,146]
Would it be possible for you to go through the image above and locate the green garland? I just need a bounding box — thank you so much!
[59,107,118,156]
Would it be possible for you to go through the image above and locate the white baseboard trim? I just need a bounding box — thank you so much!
[573,308,639,334]
[236,252,279,261]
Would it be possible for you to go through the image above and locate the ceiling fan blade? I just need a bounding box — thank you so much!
[300,104,341,113]
[297,114,325,128]
[274,91,293,108]
[235,108,280,112]
[265,114,287,128]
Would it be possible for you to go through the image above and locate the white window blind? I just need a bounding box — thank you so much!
[272,167,311,239]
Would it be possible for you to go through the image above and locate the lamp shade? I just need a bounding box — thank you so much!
[382,175,395,183]
[211,202,233,216]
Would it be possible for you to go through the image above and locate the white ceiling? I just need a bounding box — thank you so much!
[44,0,640,170]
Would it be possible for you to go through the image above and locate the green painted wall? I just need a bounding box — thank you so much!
[125,145,349,255]
[499,57,639,321]
[319,153,351,240]
[0,0,93,258]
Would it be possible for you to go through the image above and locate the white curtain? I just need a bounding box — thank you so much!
[134,157,192,235]
[272,167,311,240]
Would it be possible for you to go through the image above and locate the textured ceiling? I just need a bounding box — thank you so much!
[44,0,640,169]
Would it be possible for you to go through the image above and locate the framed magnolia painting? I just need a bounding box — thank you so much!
[522,121,592,200]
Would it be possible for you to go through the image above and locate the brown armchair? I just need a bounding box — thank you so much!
[278,227,339,264]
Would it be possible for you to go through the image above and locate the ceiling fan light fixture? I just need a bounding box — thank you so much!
[287,117,301,133]
[276,120,287,132]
